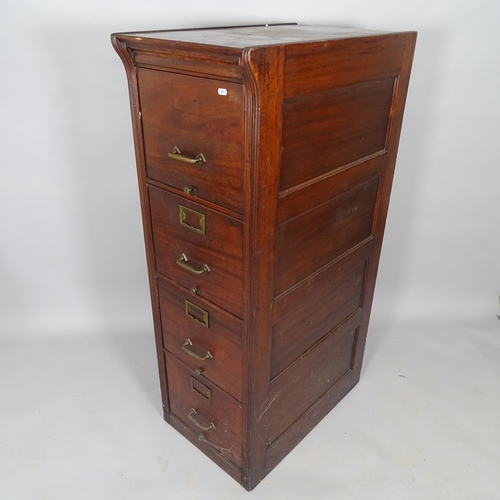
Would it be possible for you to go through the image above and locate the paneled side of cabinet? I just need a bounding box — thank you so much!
[112,25,417,491]
[264,32,416,475]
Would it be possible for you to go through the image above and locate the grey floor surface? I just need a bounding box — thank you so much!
[1,314,499,499]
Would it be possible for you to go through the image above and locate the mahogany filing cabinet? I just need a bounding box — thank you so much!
[112,24,416,490]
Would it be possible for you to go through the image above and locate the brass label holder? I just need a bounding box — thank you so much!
[179,205,206,235]
[185,300,209,328]
[190,376,212,402]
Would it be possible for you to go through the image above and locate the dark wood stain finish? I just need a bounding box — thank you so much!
[280,78,394,191]
[274,177,379,296]
[112,24,416,491]
[149,185,244,318]
[165,352,243,467]
[158,276,244,401]
[139,69,245,213]
[271,261,366,379]
[268,324,358,444]
[283,33,406,98]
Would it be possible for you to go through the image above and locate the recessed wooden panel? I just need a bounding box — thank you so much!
[277,153,386,226]
[284,34,405,98]
[271,262,366,379]
[280,78,394,191]
[166,353,243,467]
[267,323,358,445]
[274,178,379,296]
[149,185,244,318]
[138,68,244,213]
[158,277,243,401]
[273,240,373,323]
[265,368,359,475]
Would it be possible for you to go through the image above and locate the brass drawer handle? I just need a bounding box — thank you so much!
[168,145,206,165]
[176,253,210,275]
[187,408,215,432]
[182,338,212,361]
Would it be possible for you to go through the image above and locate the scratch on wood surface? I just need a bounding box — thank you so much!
[199,435,235,455]
[257,390,283,423]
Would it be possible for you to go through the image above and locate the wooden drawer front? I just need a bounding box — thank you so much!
[166,352,243,468]
[274,177,379,296]
[138,68,244,214]
[149,185,244,318]
[158,277,244,401]
[271,261,366,379]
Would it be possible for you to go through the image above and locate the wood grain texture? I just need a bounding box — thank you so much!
[284,33,406,98]
[169,414,242,482]
[119,24,386,49]
[111,35,171,419]
[166,352,243,467]
[138,68,245,213]
[280,78,395,191]
[112,25,416,491]
[272,239,374,323]
[158,276,244,401]
[271,261,366,379]
[149,185,244,318]
[277,152,386,224]
[265,365,360,475]
[349,32,418,381]
[274,177,379,296]
[134,52,244,82]
[267,318,360,444]
[240,45,285,490]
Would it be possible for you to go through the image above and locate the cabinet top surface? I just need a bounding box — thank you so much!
[114,23,395,49]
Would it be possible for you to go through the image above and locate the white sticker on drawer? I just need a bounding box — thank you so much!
[218,88,227,96]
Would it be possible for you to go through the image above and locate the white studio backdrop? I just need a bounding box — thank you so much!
[1,0,499,338]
